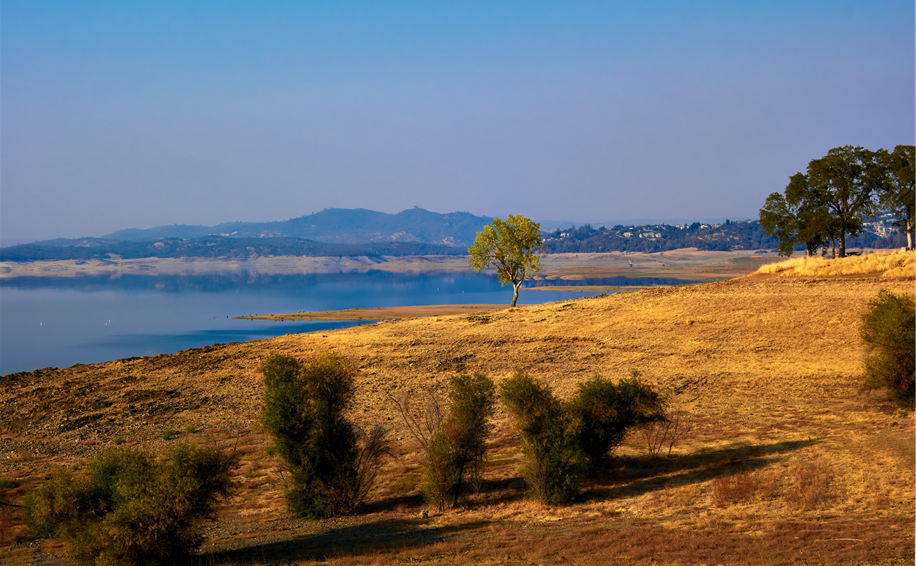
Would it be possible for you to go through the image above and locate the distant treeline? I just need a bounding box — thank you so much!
[543,220,905,254]
[2,221,905,262]
[0,236,466,262]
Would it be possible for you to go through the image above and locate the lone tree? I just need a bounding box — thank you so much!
[468,214,545,307]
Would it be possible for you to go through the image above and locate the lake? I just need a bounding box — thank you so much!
[0,271,699,375]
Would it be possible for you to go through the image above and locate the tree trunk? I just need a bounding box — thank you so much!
[839,230,846,258]
[907,219,914,250]
[511,281,521,307]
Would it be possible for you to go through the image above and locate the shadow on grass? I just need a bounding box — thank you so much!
[198,517,491,565]
[201,440,813,563]
[581,438,816,502]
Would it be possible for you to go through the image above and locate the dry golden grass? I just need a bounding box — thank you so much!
[755,249,914,279]
[1,261,914,565]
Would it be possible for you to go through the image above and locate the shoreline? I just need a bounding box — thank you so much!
[236,304,519,321]
[0,249,783,280]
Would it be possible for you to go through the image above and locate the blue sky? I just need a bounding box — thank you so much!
[2,1,913,243]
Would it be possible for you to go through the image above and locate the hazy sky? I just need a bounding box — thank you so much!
[2,1,914,244]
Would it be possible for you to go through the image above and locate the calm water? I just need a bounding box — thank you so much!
[0,271,698,375]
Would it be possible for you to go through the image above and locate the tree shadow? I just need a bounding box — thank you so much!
[201,439,814,563]
[199,516,490,565]
[359,475,529,514]
[580,438,816,502]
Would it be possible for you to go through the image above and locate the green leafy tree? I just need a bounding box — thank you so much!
[806,146,882,257]
[24,444,236,566]
[759,173,833,256]
[261,352,390,518]
[876,145,915,250]
[859,291,915,409]
[468,215,546,307]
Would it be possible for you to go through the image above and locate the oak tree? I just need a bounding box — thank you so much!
[759,173,833,256]
[806,146,881,257]
[877,145,915,250]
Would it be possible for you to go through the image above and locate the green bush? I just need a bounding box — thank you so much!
[569,371,668,468]
[261,352,390,518]
[501,369,668,505]
[161,428,175,441]
[859,290,915,409]
[422,373,496,510]
[500,369,580,505]
[24,443,236,565]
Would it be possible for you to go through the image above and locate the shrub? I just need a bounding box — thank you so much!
[113,436,125,445]
[261,352,390,518]
[569,371,668,468]
[500,369,580,505]
[641,405,693,458]
[501,369,669,505]
[859,290,915,409]
[162,428,175,441]
[415,373,496,510]
[24,443,236,565]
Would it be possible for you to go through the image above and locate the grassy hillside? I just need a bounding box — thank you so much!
[1,252,913,565]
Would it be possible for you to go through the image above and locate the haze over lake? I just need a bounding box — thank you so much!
[0,271,699,375]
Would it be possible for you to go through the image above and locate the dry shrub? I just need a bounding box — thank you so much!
[712,469,757,507]
[649,484,699,510]
[641,406,692,458]
[785,462,834,510]
[754,250,914,279]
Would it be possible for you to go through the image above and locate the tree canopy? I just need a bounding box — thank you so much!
[877,145,915,250]
[759,173,832,256]
[760,145,909,257]
[806,145,881,257]
[468,215,545,307]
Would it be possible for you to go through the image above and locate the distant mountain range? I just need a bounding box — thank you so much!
[100,208,494,247]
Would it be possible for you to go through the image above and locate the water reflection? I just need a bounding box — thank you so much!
[1,271,700,375]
